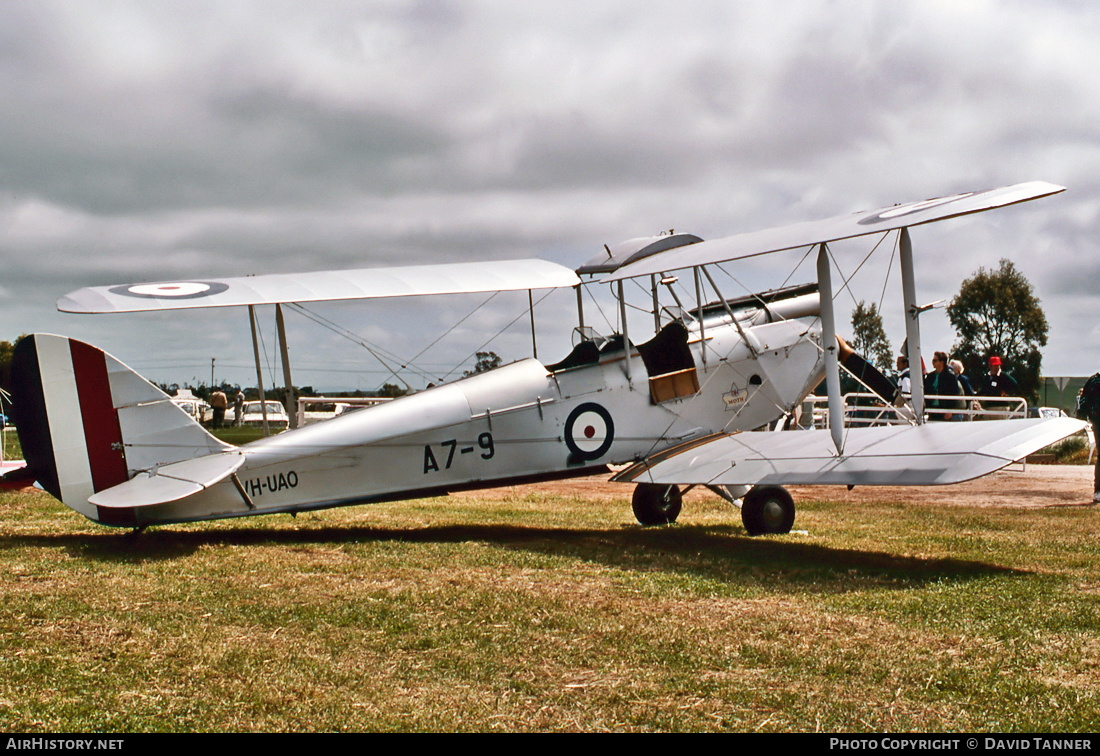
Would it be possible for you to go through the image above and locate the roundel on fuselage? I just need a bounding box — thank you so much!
[564,402,614,461]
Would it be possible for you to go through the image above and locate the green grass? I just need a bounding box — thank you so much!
[209,426,269,446]
[0,487,1098,732]
[1045,435,1091,464]
[2,428,19,461]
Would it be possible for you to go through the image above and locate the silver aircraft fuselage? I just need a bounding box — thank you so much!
[107,298,824,526]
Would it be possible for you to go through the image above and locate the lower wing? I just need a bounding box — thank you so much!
[613,418,1086,487]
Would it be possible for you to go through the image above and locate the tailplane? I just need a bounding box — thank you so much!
[10,334,230,520]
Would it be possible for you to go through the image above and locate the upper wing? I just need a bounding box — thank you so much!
[602,181,1064,282]
[613,418,1086,488]
[59,258,581,314]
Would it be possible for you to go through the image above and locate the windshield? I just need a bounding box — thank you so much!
[243,402,284,414]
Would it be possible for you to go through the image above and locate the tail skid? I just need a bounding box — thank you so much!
[11,334,230,520]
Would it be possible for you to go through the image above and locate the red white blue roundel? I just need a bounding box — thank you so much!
[564,402,614,461]
[109,281,230,300]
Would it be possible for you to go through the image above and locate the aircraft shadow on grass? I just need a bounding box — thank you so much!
[1,522,1026,590]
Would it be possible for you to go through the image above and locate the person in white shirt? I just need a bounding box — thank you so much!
[896,355,911,396]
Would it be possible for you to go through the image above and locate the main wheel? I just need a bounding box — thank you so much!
[632,483,683,526]
[741,485,795,535]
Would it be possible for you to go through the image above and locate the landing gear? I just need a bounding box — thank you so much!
[741,485,795,535]
[632,483,683,526]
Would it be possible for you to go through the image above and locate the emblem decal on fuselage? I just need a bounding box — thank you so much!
[723,387,747,411]
[564,402,614,461]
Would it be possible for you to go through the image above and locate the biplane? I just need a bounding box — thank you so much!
[8,181,1086,533]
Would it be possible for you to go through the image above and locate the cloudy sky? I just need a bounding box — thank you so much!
[1,1,1098,392]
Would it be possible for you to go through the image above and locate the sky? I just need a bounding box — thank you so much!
[1,0,1098,395]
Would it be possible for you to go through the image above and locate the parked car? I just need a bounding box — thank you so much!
[171,398,210,424]
[1028,406,1068,419]
[240,401,290,430]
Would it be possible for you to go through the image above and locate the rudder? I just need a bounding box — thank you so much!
[11,334,230,521]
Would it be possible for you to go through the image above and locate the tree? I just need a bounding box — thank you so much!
[946,259,1048,404]
[0,339,19,397]
[0,336,28,406]
[464,351,502,377]
[377,383,408,398]
[850,301,892,373]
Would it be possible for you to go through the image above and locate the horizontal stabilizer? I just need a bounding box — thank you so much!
[613,418,1087,487]
[59,259,581,314]
[89,452,245,510]
[603,181,1064,282]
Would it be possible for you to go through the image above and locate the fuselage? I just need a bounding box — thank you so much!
[115,296,825,525]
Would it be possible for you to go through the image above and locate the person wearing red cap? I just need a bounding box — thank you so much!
[980,355,1019,398]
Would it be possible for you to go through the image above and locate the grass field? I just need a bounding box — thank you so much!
[2,428,19,462]
[1,481,1098,733]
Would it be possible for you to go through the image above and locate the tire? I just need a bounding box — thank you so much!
[632,483,683,526]
[741,485,795,535]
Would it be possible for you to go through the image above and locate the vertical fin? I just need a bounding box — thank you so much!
[11,334,230,522]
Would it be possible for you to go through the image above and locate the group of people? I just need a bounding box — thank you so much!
[894,353,1019,421]
[208,388,246,429]
[893,353,1100,504]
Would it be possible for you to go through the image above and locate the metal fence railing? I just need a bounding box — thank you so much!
[799,393,1028,430]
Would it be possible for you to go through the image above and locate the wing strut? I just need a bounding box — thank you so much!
[248,305,271,436]
[528,290,538,360]
[617,281,633,383]
[693,268,707,370]
[651,275,660,332]
[275,303,297,430]
[899,227,925,423]
[701,265,760,356]
[816,244,844,454]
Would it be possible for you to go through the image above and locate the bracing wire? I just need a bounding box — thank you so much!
[254,315,278,389]
[291,287,553,390]
[288,304,427,388]
[439,288,558,382]
[403,291,501,373]
[828,231,891,308]
[583,280,615,332]
[714,243,816,315]
[877,232,900,314]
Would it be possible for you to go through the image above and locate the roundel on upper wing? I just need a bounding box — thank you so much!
[564,402,615,461]
[109,281,230,300]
